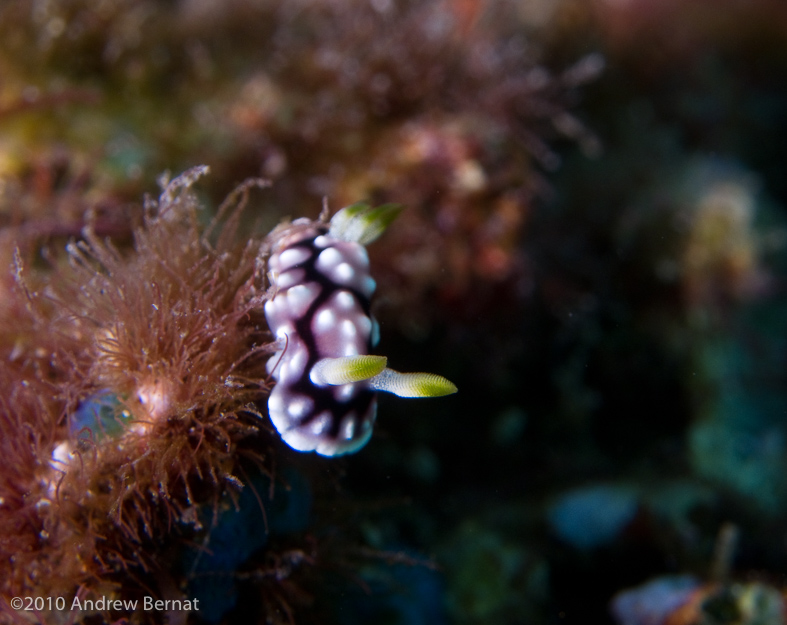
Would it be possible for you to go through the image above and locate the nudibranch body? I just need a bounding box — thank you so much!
[264,203,456,456]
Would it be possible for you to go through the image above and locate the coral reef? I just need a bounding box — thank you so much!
[0,168,279,618]
[2,0,787,623]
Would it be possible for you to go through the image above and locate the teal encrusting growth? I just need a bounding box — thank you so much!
[184,467,312,623]
[688,299,787,513]
[334,554,446,625]
[70,391,132,443]
[547,484,640,550]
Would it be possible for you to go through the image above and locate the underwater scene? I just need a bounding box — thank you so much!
[1,0,787,623]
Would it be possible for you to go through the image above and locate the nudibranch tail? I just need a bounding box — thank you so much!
[369,368,459,398]
[328,202,403,245]
[310,355,388,386]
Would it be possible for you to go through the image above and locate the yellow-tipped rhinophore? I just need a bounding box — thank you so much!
[329,202,404,245]
[310,355,389,386]
[369,368,458,398]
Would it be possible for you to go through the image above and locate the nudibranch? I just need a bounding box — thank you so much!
[264,203,457,456]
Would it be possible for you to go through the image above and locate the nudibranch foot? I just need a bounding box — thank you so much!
[263,202,456,457]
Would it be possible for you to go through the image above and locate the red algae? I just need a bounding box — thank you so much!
[0,167,277,612]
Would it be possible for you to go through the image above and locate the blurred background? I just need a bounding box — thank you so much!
[2,0,787,623]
